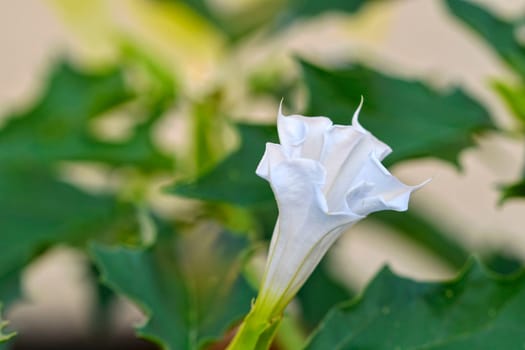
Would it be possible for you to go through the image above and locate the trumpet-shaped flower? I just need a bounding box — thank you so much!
[227,99,426,350]
[253,99,426,318]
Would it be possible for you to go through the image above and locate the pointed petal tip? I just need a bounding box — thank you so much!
[278,98,286,118]
[351,96,365,129]
[412,177,432,191]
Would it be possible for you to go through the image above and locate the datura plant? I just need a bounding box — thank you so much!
[227,99,427,350]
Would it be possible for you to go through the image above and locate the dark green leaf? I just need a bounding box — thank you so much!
[168,123,277,206]
[444,0,525,78]
[500,179,525,202]
[167,0,371,42]
[0,269,22,311]
[482,253,523,275]
[276,0,367,28]
[301,60,496,166]
[306,259,525,350]
[92,229,255,350]
[297,260,353,330]
[0,166,139,312]
[0,60,172,171]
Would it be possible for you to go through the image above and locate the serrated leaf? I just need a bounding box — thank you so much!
[168,124,278,206]
[306,259,525,350]
[92,228,255,350]
[301,60,495,166]
[0,60,172,171]
[444,0,525,78]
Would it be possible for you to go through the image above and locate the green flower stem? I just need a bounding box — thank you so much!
[227,303,282,350]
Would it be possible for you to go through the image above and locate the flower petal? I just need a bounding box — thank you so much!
[258,158,360,315]
[345,153,424,216]
[351,97,391,161]
[269,158,327,217]
[254,101,427,320]
[275,225,347,310]
[298,116,333,160]
[255,142,286,181]
[322,127,391,212]
[278,105,333,161]
[277,108,307,158]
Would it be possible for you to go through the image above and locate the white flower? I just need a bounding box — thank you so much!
[254,99,427,318]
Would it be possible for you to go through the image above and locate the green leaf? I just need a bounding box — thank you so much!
[168,123,278,206]
[170,0,370,42]
[0,269,22,311]
[276,0,367,28]
[301,60,496,166]
[0,60,172,171]
[92,229,255,350]
[296,260,353,330]
[306,259,525,350]
[0,166,138,309]
[444,0,525,78]
[500,179,525,202]
[483,253,523,276]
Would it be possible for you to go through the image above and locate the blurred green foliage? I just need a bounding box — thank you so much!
[0,61,172,170]
[445,0,525,201]
[2,0,525,349]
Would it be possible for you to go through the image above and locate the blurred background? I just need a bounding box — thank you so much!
[2,0,525,349]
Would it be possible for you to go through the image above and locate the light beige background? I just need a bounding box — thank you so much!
[2,0,525,337]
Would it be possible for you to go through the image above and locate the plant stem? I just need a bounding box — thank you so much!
[226,303,282,350]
